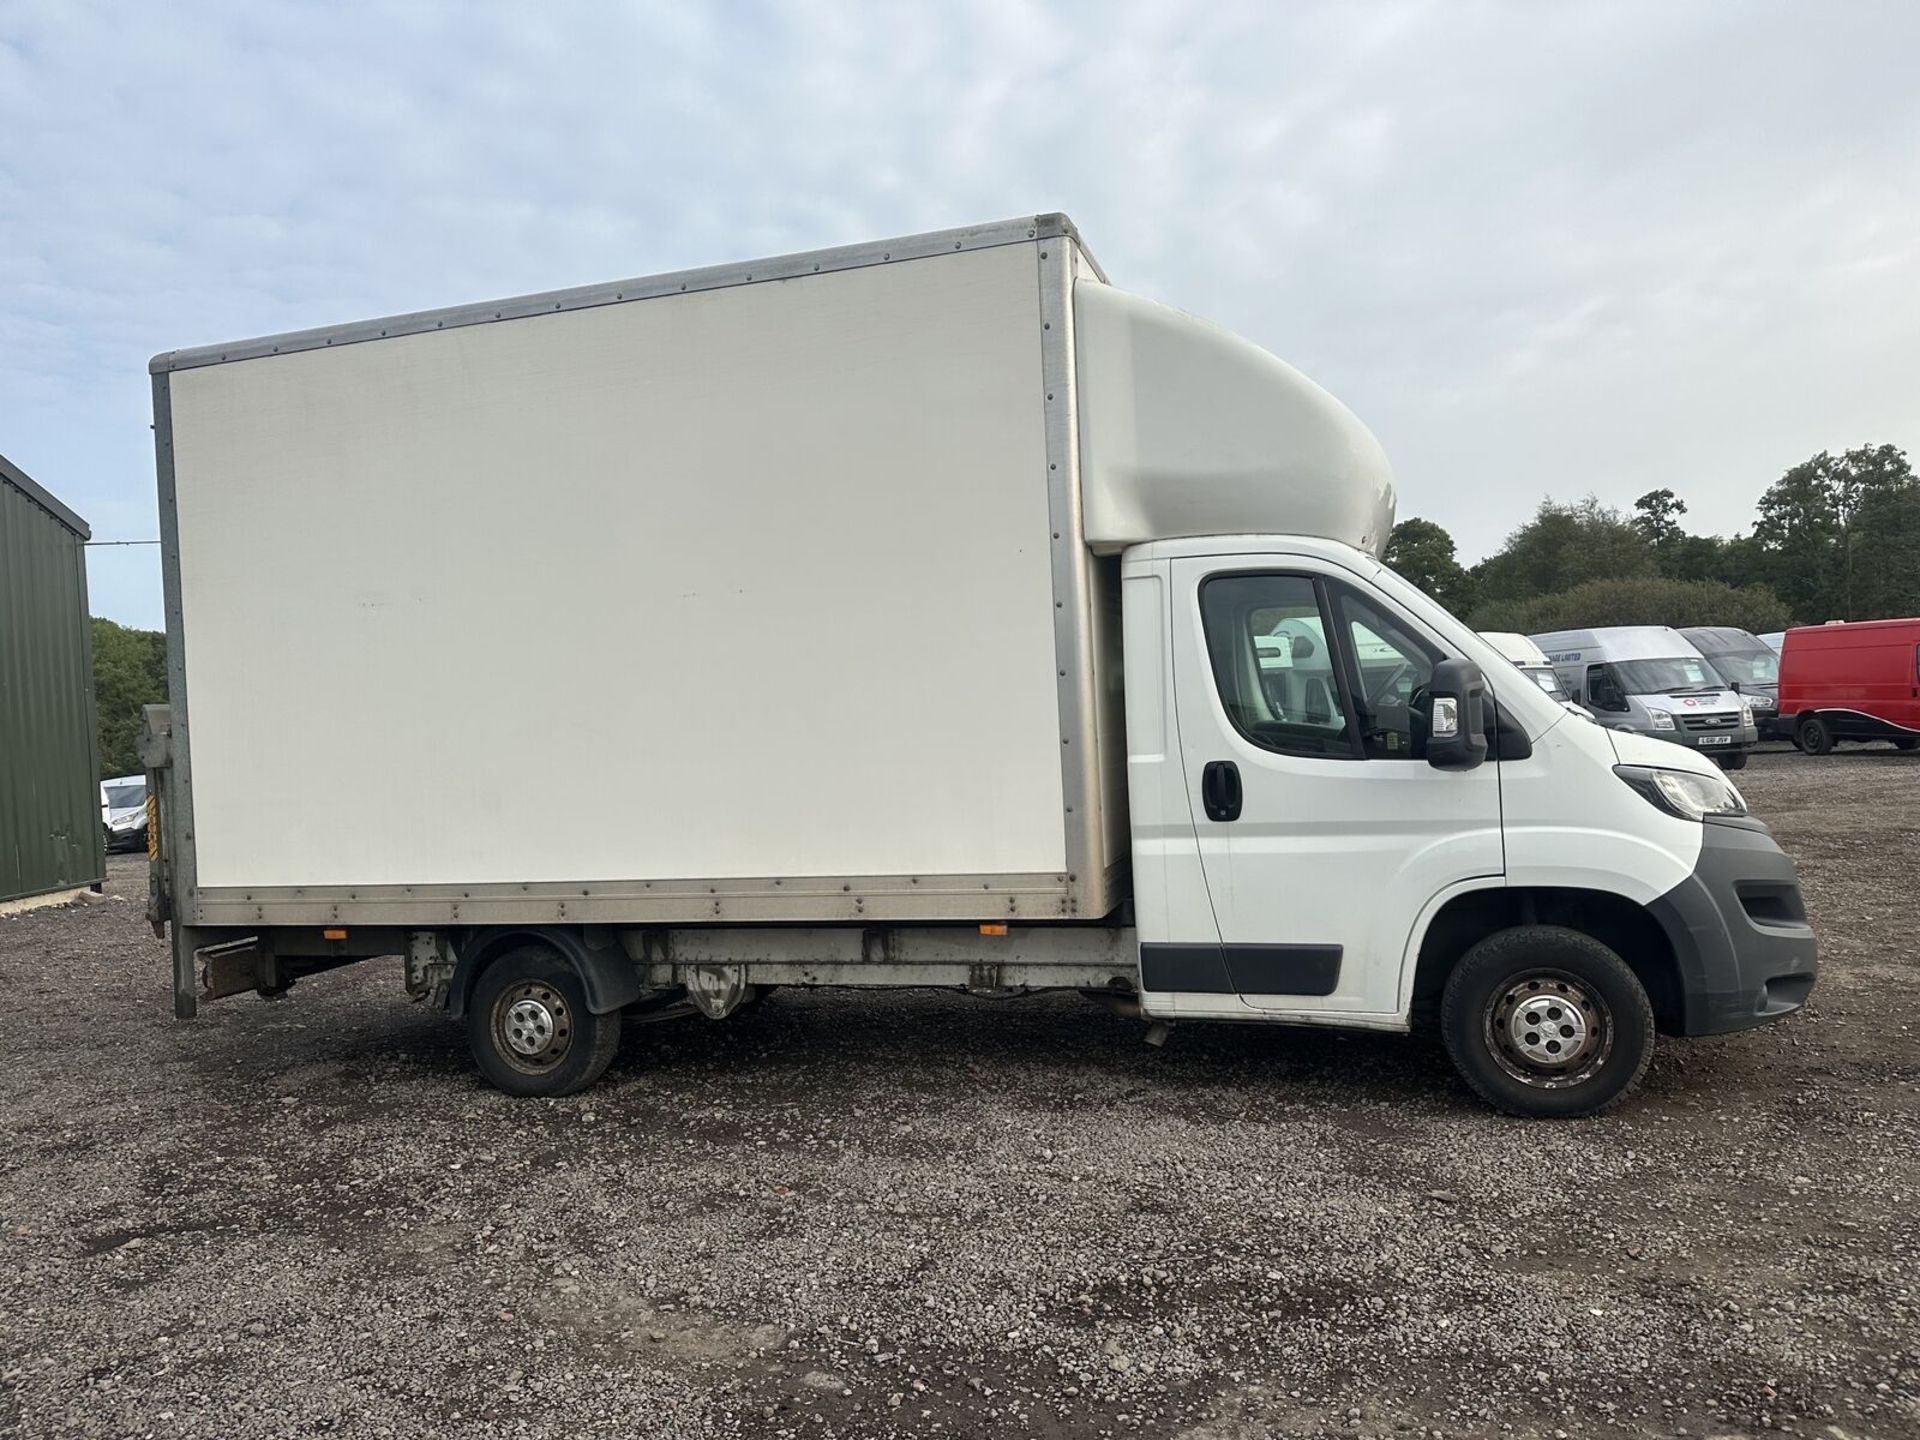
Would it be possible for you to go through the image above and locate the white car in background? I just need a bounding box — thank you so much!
[100,775,148,853]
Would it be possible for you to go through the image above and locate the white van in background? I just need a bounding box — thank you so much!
[99,775,149,853]
[1480,632,1575,704]
[1532,626,1758,770]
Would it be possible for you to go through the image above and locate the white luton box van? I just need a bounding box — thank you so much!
[142,215,1815,1117]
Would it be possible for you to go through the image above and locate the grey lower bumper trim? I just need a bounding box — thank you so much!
[1648,817,1816,1036]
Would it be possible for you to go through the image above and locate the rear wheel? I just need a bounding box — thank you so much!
[1796,713,1834,756]
[1441,926,1655,1119]
[1717,749,1749,771]
[1894,737,1918,752]
[467,945,622,1097]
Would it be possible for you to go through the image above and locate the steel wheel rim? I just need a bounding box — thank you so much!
[1484,969,1612,1089]
[492,982,574,1073]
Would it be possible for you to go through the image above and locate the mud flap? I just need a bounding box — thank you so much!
[198,937,274,1001]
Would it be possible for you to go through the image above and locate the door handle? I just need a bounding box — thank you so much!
[1201,760,1242,822]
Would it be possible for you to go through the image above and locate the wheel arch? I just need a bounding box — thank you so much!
[1407,886,1685,1035]
[449,925,643,1019]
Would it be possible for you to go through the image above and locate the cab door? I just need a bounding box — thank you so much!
[1165,556,1504,1020]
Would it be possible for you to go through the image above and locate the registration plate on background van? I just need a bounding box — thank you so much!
[1700,735,1732,745]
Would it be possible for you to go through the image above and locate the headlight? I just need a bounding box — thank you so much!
[1613,764,1747,822]
[1649,710,1676,731]
[110,813,143,831]
[1740,705,1754,727]
[1749,694,1775,711]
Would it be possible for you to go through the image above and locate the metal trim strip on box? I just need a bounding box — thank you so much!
[151,371,204,1013]
[151,214,1100,374]
[1037,239,1105,918]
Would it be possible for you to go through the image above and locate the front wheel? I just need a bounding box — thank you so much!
[1716,749,1748,771]
[1796,713,1834,756]
[1894,737,1918,752]
[467,945,622,1097]
[1440,926,1655,1118]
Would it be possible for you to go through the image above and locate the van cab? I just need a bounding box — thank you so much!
[1680,626,1782,739]
[1532,626,1758,770]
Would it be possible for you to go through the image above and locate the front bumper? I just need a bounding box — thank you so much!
[1648,816,1817,1035]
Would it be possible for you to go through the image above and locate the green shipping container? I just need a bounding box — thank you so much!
[1,452,105,904]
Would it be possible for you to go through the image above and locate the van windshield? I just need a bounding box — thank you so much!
[1522,665,1568,701]
[1697,644,1778,687]
[104,783,145,808]
[1614,656,1721,695]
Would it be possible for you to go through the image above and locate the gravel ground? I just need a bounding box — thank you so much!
[2,748,1916,1440]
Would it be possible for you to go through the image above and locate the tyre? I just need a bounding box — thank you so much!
[1440,926,1655,1119]
[1717,749,1748,771]
[1894,737,1918,752]
[467,944,622,1097]
[1796,713,1833,756]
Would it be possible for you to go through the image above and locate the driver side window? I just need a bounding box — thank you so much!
[1197,574,1460,763]
[1327,585,1439,760]
[1198,574,1355,759]
[1587,663,1628,711]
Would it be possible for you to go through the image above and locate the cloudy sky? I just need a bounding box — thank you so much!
[4,0,1917,628]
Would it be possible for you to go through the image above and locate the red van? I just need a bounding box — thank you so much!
[1778,619,1920,754]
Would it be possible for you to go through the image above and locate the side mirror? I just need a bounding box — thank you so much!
[1428,658,1490,771]
[1729,679,1742,694]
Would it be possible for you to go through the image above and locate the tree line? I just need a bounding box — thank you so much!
[1386,443,1920,635]
[92,617,166,778]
